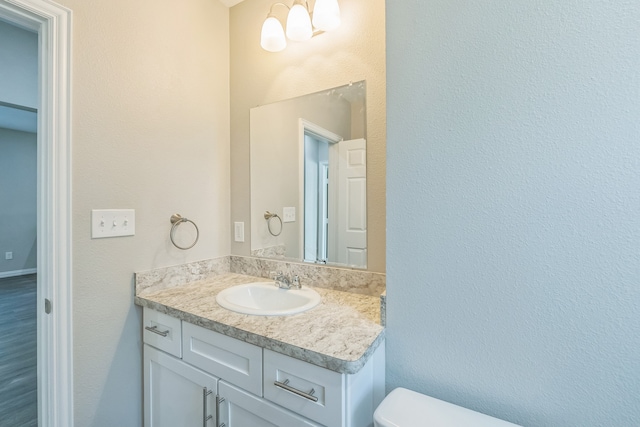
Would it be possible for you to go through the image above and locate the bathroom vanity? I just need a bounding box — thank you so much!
[135,263,385,427]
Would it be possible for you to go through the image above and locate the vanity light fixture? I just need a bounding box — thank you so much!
[260,0,341,52]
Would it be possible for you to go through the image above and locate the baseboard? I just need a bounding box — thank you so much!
[0,268,37,279]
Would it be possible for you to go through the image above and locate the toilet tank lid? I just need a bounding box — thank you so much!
[374,388,521,427]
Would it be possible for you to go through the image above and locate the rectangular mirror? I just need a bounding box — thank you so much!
[250,81,367,269]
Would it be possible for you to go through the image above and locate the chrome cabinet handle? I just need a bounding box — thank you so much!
[202,387,213,426]
[145,325,169,337]
[216,396,225,427]
[274,379,319,402]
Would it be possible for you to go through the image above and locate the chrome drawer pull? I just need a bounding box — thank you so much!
[145,325,169,337]
[274,379,319,402]
[216,396,225,427]
[202,387,213,427]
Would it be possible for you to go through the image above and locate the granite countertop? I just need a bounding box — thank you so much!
[135,272,385,374]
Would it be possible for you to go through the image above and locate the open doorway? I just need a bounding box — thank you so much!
[0,19,39,426]
[302,121,341,264]
[0,1,73,425]
[303,132,330,263]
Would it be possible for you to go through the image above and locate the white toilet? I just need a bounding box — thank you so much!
[374,388,521,427]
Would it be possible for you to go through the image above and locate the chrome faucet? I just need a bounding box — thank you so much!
[273,271,301,289]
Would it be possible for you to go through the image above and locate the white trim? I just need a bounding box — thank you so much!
[0,1,73,427]
[0,268,38,279]
[301,119,343,144]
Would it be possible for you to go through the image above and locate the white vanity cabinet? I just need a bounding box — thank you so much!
[142,307,384,427]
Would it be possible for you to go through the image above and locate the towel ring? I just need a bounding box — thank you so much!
[170,214,199,250]
[264,211,283,236]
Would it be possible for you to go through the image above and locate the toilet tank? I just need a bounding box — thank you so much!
[374,388,521,427]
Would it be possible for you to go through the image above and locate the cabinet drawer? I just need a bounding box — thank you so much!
[143,307,182,358]
[182,322,263,396]
[264,349,344,427]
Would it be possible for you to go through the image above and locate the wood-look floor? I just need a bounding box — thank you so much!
[0,274,37,427]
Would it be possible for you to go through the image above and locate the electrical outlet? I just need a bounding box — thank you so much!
[283,207,296,223]
[91,209,136,238]
[234,222,245,242]
[5,252,13,260]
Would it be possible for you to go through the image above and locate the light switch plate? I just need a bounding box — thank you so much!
[234,222,245,242]
[92,209,135,238]
[282,207,296,223]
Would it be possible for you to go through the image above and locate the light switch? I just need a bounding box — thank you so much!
[92,209,135,238]
[234,222,245,242]
[283,207,296,223]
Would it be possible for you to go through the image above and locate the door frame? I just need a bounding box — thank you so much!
[0,1,73,426]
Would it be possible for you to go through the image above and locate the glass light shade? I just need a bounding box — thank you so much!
[261,16,286,52]
[286,3,313,42]
[312,0,341,32]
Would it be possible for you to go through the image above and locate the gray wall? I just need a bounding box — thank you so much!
[0,20,37,108]
[0,128,37,274]
[386,1,640,426]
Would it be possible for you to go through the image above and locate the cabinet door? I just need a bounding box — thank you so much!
[219,381,321,427]
[144,345,218,427]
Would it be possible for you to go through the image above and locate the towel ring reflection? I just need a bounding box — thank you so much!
[264,211,282,236]
[170,214,199,250]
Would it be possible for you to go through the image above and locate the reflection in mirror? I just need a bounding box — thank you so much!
[250,81,367,268]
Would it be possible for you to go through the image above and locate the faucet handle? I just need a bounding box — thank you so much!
[292,275,300,288]
[273,271,292,289]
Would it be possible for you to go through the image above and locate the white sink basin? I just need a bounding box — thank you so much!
[216,282,321,316]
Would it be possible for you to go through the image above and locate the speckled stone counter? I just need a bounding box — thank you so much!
[135,272,384,375]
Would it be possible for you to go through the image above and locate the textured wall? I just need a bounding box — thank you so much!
[55,0,230,425]
[386,1,640,426]
[0,128,37,274]
[0,20,37,108]
[229,0,386,272]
